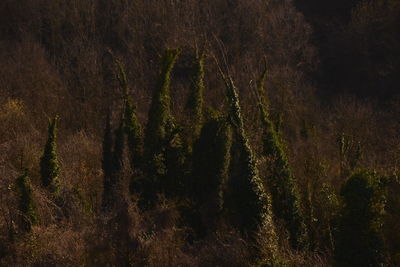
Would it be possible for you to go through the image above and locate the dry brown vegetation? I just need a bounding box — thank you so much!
[1,0,400,266]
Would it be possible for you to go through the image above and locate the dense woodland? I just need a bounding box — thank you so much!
[0,0,400,266]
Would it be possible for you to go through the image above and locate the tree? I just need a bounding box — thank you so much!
[143,49,181,202]
[16,169,37,232]
[334,170,387,267]
[256,67,308,249]
[40,116,60,192]
[144,49,180,158]
[114,60,143,170]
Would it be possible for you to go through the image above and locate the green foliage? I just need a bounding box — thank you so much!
[124,97,143,170]
[40,116,60,192]
[191,111,232,235]
[257,69,308,250]
[334,169,387,267]
[16,169,37,232]
[186,50,205,140]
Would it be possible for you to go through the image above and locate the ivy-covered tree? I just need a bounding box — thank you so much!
[222,74,278,260]
[222,75,279,263]
[16,169,37,232]
[115,59,129,98]
[40,116,60,192]
[186,50,205,142]
[257,67,308,250]
[143,49,181,202]
[144,49,180,158]
[114,58,143,170]
[191,111,232,235]
[334,170,387,267]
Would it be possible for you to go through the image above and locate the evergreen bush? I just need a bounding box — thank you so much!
[40,116,60,192]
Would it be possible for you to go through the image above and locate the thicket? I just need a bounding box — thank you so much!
[0,0,399,266]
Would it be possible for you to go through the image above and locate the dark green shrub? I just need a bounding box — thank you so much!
[334,170,387,267]
[16,169,37,232]
[40,116,60,192]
